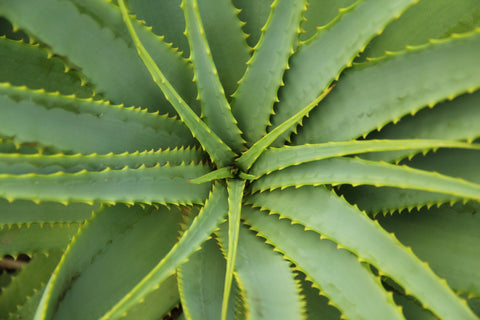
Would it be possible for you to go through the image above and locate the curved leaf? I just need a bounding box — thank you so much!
[247,186,477,319]
[217,222,303,320]
[119,0,236,167]
[243,207,403,320]
[100,183,228,319]
[231,0,306,145]
[0,163,211,205]
[295,29,480,144]
[183,0,244,152]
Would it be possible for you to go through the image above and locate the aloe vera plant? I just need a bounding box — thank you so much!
[0,0,480,319]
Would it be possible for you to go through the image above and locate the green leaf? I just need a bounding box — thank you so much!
[178,238,236,320]
[189,167,234,184]
[127,0,189,56]
[0,251,62,319]
[0,0,197,113]
[343,148,480,214]
[217,222,303,320]
[251,157,480,202]
[250,139,480,177]
[236,87,332,171]
[196,0,250,99]
[0,37,92,97]
[119,276,180,320]
[0,223,80,257]
[231,0,306,145]
[221,179,245,320]
[183,0,244,152]
[0,147,205,175]
[299,0,356,41]
[296,272,342,320]
[243,207,403,320]
[363,91,480,162]
[232,0,273,48]
[0,84,194,154]
[359,0,480,59]
[270,0,418,146]
[119,0,236,167]
[34,205,183,320]
[100,183,228,320]
[247,186,477,319]
[295,29,480,145]
[0,163,211,205]
[0,199,95,225]
[376,204,480,297]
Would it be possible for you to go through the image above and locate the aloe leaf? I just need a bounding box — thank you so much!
[0,84,194,154]
[33,205,183,320]
[343,148,480,213]
[217,222,303,320]
[119,0,236,167]
[0,0,197,113]
[376,204,480,297]
[296,272,342,320]
[196,0,250,98]
[0,38,92,97]
[0,147,205,175]
[300,0,356,41]
[99,183,228,320]
[243,207,403,320]
[252,156,480,202]
[392,293,437,320]
[232,0,273,48]
[220,179,245,320]
[236,87,332,171]
[0,17,29,42]
[178,238,236,320]
[0,163,211,205]
[0,251,62,319]
[295,29,480,145]
[270,0,418,146]
[183,0,244,152]
[360,0,480,59]
[117,276,180,320]
[189,167,234,184]
[247,186,477,319]
[0,199,95,225]
[0,223,80,257]
[127,0,189,56]
[7,286,45,320]
[363,92,480,162]
[250,139,480,177]
[231,0,306,145]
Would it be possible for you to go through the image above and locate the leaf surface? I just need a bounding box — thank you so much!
[0,223,79,257]
[243,207,403,320]
[0,84,194,154]
[0,0,197,113]
[100,183,228,319]
[270,0,418,145]
[231,0,306,145]
[376,205,480,297]
[0,38,92,97]
[250,139,480,177]
[295,30,480,144]
[247,186,477,319]
[217,222,303,320]
[0,164,211,205]
[184,0,244,152]
[119,0,236,167]
[252,157,480,202]
[34,205,183,320]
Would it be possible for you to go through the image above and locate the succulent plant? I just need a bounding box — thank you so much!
[0,0,480,319]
